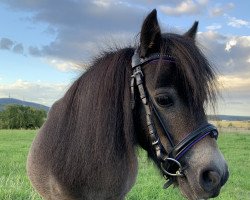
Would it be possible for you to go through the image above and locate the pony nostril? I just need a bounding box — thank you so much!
[200,170,221,192]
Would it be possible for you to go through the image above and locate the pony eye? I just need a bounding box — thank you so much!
[155,95,174,107]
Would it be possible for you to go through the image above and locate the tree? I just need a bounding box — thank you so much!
[0,105,47,129]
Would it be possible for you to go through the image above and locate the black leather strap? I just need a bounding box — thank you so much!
[169,123,218,160]
[149,97,175,148]
[132,49,174,69]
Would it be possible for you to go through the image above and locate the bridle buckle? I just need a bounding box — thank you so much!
[161,157,184,177]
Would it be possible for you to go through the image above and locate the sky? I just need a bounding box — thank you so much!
[0,0,249,116]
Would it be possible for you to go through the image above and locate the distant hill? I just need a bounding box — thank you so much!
[208,115,250,121]
[0,98,50,112]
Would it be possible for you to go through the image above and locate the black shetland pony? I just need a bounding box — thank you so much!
[27,10,229,200]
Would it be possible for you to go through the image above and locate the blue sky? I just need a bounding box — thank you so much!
[0,0,250,116]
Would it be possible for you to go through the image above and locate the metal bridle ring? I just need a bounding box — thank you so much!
[160,157,184,177]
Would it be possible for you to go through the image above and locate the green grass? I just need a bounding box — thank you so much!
[0,130,249,200]
[0,130,42,200]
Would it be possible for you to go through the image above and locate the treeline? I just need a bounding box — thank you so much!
[0,104,47,129]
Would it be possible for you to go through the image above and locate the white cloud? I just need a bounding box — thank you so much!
[217,75,250,116]
[228,18,249,28]
[46,58,84,72]
[0,79,69,106]
[206,24,222,31]
[93,0,113,8]
[160,0,208,16]
[225,39,237,51]
[0,0,144,68]
[209,3,234,17]
[198,30,227,43]
[226,15,250,28]
[197,31,250,115]
[198,32,250,76]
[218,75,250,90]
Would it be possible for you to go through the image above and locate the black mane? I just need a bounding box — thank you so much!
[42,48,137,194]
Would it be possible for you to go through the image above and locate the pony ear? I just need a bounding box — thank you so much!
[184,21,199,39]
[140,9,162,58]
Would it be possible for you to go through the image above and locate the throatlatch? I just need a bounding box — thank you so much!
[130,49,218,189]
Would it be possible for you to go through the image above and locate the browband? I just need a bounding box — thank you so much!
[132,50,175,69]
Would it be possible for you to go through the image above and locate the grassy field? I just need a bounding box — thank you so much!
[0,130,249,200]
[210,120,250,130]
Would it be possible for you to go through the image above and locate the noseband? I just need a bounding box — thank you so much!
[130,49,218,189]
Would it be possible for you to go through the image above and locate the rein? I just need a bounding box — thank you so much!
[130,49,218,189]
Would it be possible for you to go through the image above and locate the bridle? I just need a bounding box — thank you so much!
[130,49,219,189]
